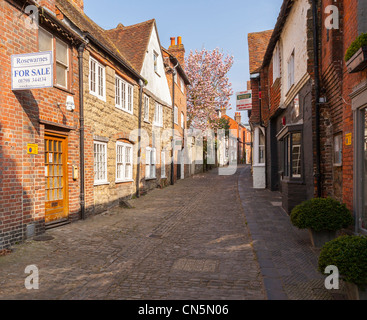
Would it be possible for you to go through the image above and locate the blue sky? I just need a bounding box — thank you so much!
[84,0,283,124]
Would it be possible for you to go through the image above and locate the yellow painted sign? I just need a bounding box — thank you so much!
[27,144,38,154]
[345,133,352,146]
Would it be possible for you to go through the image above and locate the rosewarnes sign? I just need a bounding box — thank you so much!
[236,90,252,111]
[11,51,53,90]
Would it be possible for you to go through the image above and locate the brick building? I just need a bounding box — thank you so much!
[320,0,367,234]
[0,0,191,249]
[247,29,273,188]
[162,37,191,182]
[103,19,174,194]
[0,0,85,248]
[55,0,145,216]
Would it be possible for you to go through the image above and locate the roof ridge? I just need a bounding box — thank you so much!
[108,18,155,32]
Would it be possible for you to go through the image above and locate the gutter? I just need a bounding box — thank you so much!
[312,0,322,198]
[78,42,87,220]
[170,62,179,185]
[136,80,144,198]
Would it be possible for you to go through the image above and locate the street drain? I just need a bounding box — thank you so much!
[33,235,55,242]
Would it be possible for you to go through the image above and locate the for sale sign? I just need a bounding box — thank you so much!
[11,51,53,90]
[236,90,252,111]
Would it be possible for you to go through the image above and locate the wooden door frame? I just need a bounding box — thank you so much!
[44,131,69,223]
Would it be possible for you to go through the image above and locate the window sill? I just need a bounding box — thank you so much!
[333,163,343,167]
[116,180,134,184]
[144,119,151,124]
[145,177,157,181]
[94,181,110,186]
[54,85,74,95]
[89,91,106,102]
[153,123,163,128]
[115,105,133,115]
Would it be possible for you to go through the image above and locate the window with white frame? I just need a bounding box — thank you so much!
[144,95,150,122]
[90,57,105,100]
[55,38,69,88]
[181,112,185,129]
[161,151,166,178]
[287,50,295,91]
[273,43,281,82]
[39,28,69,88]
[115,76,133,114]
[94,141,108,184]
[146,147,156,179]
[154,103,163,127]
[116,142,133,182]
[174,106,178,124]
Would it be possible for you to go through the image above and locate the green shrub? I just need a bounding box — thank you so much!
[318,235,367,286]
[290,197,353,232]
[345,33,367,62]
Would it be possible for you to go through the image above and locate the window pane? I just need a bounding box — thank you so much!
[90,59,96,93]
[56,63,67,87]
[39,28,52,52]
[292,133,302,178]
[116,78,121,106]
[56,39,68,65]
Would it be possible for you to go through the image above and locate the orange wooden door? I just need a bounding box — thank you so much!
[45,134,69,223]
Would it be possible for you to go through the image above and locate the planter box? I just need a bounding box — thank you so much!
[346,46,367,73]
[309,229,336,248]
[345,282,367,300]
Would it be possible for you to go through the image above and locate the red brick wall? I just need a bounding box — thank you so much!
[0,0,81,248]
[341,0,367,209]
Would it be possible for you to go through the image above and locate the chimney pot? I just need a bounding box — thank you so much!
[170,37,176,47]
[177,36,182,45]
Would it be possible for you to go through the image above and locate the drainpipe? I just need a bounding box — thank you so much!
[171,63,178,185]
[312,0,322,198]
[78,42,86,220]
[136,79,144,198]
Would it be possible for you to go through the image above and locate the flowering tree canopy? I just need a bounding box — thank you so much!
[185,48,234,131]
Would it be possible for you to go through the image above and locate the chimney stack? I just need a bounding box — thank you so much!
[235,112,242,124]
[168,36,186,69]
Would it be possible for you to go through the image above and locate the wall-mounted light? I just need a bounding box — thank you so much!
[66,96,75,111]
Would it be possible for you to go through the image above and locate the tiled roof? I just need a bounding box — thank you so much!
[248,30,273,74]
[55,0,140,78]
[104,20,156,73]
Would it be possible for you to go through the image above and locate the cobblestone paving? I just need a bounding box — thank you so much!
[238,166,348,300]
[0,166,266,300]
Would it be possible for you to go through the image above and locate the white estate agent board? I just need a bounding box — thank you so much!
[236,91,252,111]
[11,51,53,90]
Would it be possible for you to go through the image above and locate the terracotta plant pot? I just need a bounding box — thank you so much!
[309,229,336,248]
[346,46,367,73]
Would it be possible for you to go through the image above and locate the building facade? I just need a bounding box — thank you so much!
[0,0,85,248]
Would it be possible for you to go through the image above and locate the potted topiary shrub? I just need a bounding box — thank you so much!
[345,33,367,73]
[318,235,367,300]
[290,198,353,248]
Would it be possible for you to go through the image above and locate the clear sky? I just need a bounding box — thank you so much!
[84,0,284,124]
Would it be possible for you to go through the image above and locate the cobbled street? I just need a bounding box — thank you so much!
[0,166,266,300]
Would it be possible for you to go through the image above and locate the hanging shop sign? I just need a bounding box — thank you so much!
[236,91,252,111]
[11,51,53,90]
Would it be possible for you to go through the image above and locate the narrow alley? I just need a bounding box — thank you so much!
[0,166,343,300]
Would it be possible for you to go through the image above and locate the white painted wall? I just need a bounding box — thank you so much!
[141,26,172,106]
[278,0,310,104]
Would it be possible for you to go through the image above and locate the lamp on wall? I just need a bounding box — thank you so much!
[66,96,75,111]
